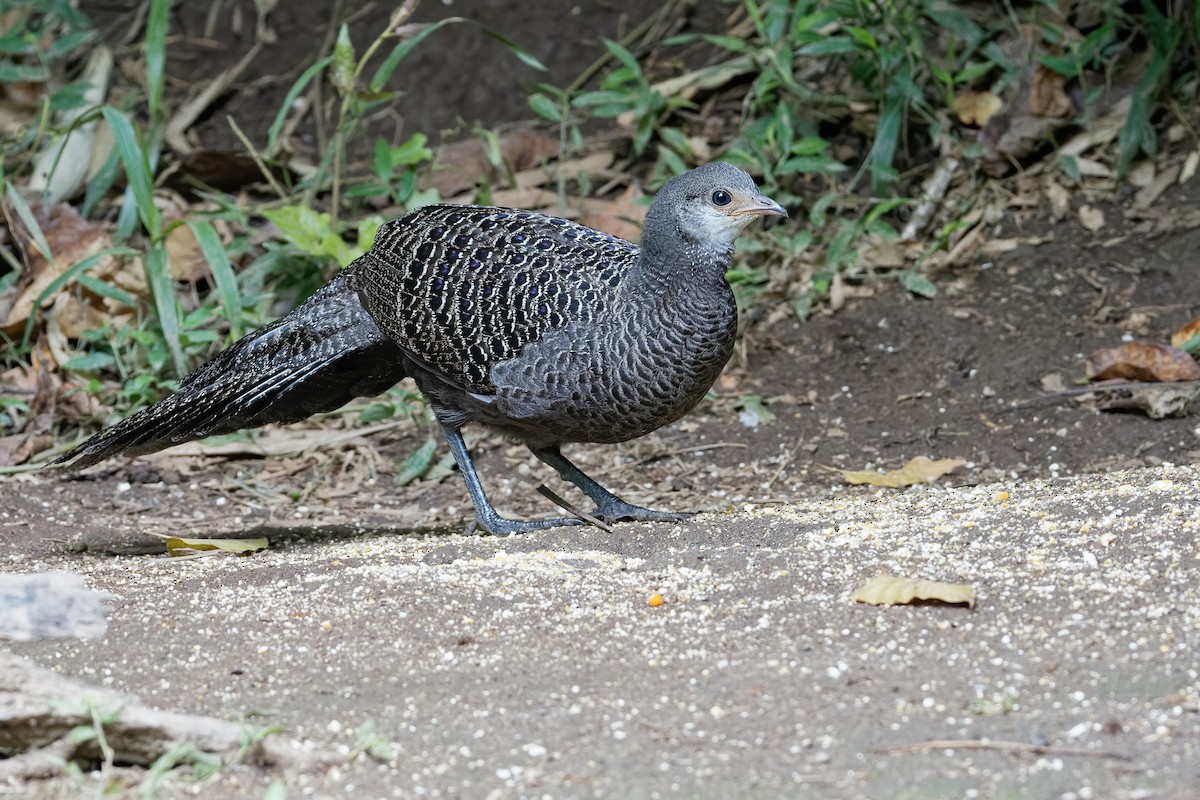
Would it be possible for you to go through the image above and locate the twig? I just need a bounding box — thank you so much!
[764,440,803,491]
[536,484,614,533]
[227,116,289,200]
[629,441,747,469]
[308,0,348,161]
[875,739,1133,761]
[166,42,264,155]
[901,157,959,241]
[1008,380,1193,410]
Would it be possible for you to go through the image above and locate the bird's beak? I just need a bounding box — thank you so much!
[733,194,788,218]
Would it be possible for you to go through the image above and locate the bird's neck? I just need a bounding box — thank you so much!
[629,227,734,295]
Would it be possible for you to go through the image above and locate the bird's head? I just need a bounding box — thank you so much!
[645,161,787,254]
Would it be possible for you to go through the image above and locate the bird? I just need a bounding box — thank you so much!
[55,161,787,535]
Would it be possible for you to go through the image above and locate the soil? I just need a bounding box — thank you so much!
[2,2,1200,797]
[81,0,726,153]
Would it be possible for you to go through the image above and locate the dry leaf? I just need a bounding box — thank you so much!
[1169,319,1200,350]
[1078,204,1105,232]
[1134,163,1181,209]
[1,203,103,329]
[842,456,965,488]
[27,46,112,203]
[163,537,269,557]
[1182,148,1199,184]
[860,236,904,269]
[164,222,208,282]
[851,573,975,608]
[48,289,115,341]
[1028,66,1074,118]
[952,90,1002,126]
[1089,382,1200,419]
[1040,372,1068,393]
[579,182,646,242]
[651,56,755,102]
[0,202,129,336]
[426,130,560,197]
[1044,179,1070,220]
[1126,160,1156,188]
[0,432,54,466]
[1086,342,1200,382]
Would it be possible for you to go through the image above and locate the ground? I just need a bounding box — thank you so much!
[3,2,1200,798]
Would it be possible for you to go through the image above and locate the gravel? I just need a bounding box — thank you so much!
[3,465,1198,798]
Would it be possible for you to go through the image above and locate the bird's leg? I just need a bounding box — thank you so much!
[532,446,690,524]
[439,425,582,536]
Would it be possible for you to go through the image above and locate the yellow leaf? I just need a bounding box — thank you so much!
[1169,318,1200,350]
[842,456,965,488]
[951,90,1002,126]
[851,574,975,608]
[164,537,269,557]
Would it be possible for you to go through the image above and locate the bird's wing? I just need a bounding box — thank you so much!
[353,205,639,394]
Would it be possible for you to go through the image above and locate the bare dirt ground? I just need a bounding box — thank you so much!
[3,2,1200,798]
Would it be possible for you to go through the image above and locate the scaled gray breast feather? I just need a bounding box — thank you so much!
[356,205,640,394]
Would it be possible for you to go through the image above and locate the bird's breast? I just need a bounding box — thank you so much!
[487,284,738,445]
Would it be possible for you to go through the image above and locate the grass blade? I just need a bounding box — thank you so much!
[481,27,547,72]
[75,274,139,307]
[101,106,162,240]
[144,0,171,125]
[81,145,120,219]
[394,438,437,486]
[370,18,459,91]
[267,55,331,154]
[3,180,53,266]
[187,219,243,340]
[143,244,186,377]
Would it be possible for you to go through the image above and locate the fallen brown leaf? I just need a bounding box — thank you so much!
[0,202,140,338]
[580,182,646,242]
[0,432,54,466]
[1044,179,1070,220]
[1028,65,1074,118]
[1078,204,1105,232]
[0,203,107,334]
[425,130,560,197]
[1089,382,1200,419]
[164,221,207,282]
[851,573,976,608]
[1126,160,1156,188]
[842,456,965,488]
[1086,342,1200,382]
[1134,163,1181,209]
[952,90,1002,126]
[1170,318,1200,351]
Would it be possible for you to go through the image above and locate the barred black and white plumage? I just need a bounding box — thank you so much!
[56,162,787,535]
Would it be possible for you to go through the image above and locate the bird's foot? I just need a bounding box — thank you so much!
[591,498,692,525]
[468,514,583,537]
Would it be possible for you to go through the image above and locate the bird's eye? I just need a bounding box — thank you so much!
[710,189,732,206]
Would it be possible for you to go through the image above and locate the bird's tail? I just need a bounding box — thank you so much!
[55,268,407,470]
